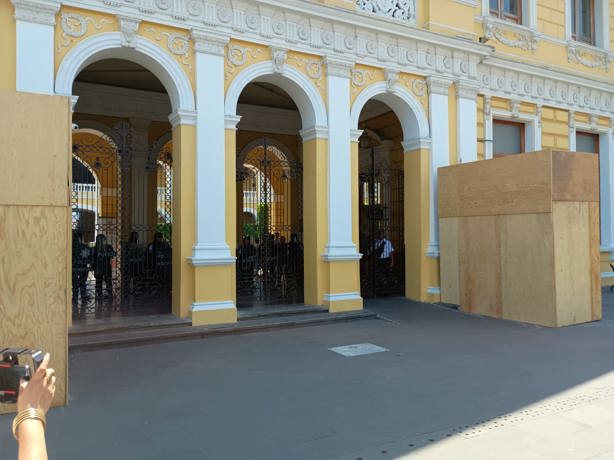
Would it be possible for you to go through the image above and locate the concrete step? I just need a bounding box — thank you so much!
[68,309,378,352]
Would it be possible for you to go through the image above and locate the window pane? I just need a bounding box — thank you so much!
[576,133,598,153]
[571,0,576,35]
[490,0,499,11]
[578,0,592,39]
[503,0,518,15]
[493,122,522,155]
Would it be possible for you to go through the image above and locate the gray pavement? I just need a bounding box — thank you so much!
[3,292,614,459]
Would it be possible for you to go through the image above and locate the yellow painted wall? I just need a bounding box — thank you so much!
[0,2,16,91]
[541,107,569,150]
[477,95,485,161]
[537,0,566,40]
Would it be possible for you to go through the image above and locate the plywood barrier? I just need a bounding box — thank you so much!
[439,150,600,327]
[0,91,71,413]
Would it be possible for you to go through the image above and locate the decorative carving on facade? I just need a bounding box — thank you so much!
[536,104,542,128]
[57,12,113,53]
[356,0,416,23]
[271,47,288,74]
[567,43,612,71]
[510,99,520,118]
[350,68,377,94]
[384,69,399,92]
[119,16,140,48]
[192,31,228,56]
[568,110,576,129]
[589,114,598,130]
[427,76,451,96]
[225,43,263,80]
[484,95,492,117]
[325,58,353,78]
[483,19,537,52]
[287,54,323,87]
[144,27,192,72]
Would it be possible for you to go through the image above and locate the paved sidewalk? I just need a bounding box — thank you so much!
[3,293,614,459]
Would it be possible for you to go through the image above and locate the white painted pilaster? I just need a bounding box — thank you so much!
[568,110,577,151]
[483,95,493,159]
[322,58,360,261]
[425,76,451,258]
[12,0,59,94]
[189,32,234,266]
[600,125,614,250]
[456,81,479,163]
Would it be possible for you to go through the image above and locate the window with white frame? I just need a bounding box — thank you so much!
[567,0,609,48]
[484,0,535,27]
[493,120,525,156]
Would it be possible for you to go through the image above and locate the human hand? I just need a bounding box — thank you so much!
[17,353,55,414]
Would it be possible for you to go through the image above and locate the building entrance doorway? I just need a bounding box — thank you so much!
[236,138,304,307]
[358,106,406,298]
[70,59,174,319]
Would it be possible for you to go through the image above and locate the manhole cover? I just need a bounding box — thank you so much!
[329,343,388,357]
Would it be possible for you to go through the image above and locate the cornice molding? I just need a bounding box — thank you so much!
[12,0,60,26]
[169,108,197,128]
[300,125,329,141]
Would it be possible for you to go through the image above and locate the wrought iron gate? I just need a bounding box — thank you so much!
[359,147,405,298]
[236,139,303,307]
[71,122,173,318]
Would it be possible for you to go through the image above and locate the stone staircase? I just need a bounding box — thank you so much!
[69,306,377,352]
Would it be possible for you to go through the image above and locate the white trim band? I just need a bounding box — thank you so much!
[191,301,237,312]
[324,292,363,302]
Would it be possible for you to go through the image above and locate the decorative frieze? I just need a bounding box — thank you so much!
[287,53,323,87]
[192,31,228,56]
[427,76,451,96]
[356,0,416,23]
[325,57,353,78]
[350,67,378,94]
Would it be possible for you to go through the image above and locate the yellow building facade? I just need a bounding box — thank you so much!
[2,0,613,326]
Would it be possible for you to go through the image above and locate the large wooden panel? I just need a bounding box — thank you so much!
[553,202,592,326]
[589,202,602,320]
[439,217,460,304]
[439,151,553,218]
[501,213,556,326]
[0,205,69,413]
[459,216,502,316]
[551,151,599,202]
[0,91,71,207]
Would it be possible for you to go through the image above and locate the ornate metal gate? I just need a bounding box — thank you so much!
[71,122,172,318]
[359,146,405,298]
[236,139,304,307]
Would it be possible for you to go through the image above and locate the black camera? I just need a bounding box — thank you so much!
[0,349,44,404]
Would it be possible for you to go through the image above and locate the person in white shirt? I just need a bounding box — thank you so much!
[373,230,394,271]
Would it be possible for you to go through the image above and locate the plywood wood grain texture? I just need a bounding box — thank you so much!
[439,150,600,327]
[0,91,71,207]
[0,91,70,413]
[439,217,460,304]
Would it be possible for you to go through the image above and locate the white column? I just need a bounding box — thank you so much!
[322,58,360,261]
[12,0,59,94]
[425,76,451,258]
[456,81,479,164]
[189,32,233,265]
[568,110,577,151]
[483,95,494,159]
[601,124,614,251]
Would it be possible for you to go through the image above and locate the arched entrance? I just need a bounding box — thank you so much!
[235,84,304,307]
[70,59,174,318]
[350,80,431,301]
[357,103,406,297]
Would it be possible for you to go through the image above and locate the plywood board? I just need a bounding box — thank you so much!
[500,213,556,326]
[439,217,460,304]
[459,216,502,316]
[553,201,592,326]
[551,151,599,202]
[589,202,602,320]
[439,151,553,218]
[0,205,69,414]
[0,91,71,207]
